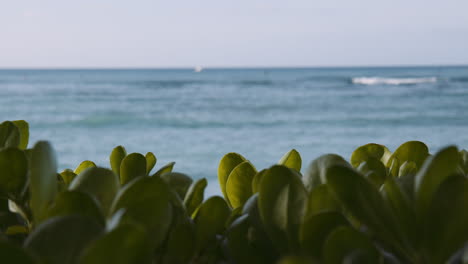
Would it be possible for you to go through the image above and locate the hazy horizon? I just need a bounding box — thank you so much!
[2,0,468,68]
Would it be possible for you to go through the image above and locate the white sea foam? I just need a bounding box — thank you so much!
[352,77,437,85]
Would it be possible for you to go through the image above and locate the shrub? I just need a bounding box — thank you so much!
[0,120,467,264]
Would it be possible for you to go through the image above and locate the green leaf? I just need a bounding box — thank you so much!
[79,223,152,264]
[0,240,37,264]
[12,120,29,150]
[300,211,348,258]
[303,154,350,192]
[226,161,257,209]
[459,149,468,174]
[74,160,96,175]
[111,176,173,249]
[0,148,28,199]
[304,184,340,217]
[184,178,207,217]
[351,143,391,168]
[120,153,147,185]
[218,153,246,206]
[145,152,157,174]
[160,218,196,264]
[193,196,231,251]
[59,169,77,185]
[109,146,126,177]
[152,161,176,177]
[24,215,103,264]
[386,141,429,170]
[47,191,104,225]
[398,161,418,177]
[279,149,302,172]
[29,141,58,225]
[423,174,468,264]
[414,146,459,218]
[0,121,20,149]
[161,172,193,200]
[277,256,318,264]
[356,157,387,187]
[252,169,267,194]
[258,165,308,253]
[322,226,379,264]
[69,167,119,215]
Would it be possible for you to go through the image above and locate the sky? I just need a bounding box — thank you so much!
[1,0,468,68]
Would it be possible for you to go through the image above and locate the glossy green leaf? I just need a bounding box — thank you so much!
[0,148,28,199]
[59,169,77,185]
[193,196,230,251]
[47,191,104,225]
[184,178,207,217]
[350,143,391,168]
[12,120,29,150]
[279,149,302,172]
[120,153,146,185]
[145,152,157,174]
[80,223,152,264]
[74,160,96,175]
[414,146,459,218]
[152,161,176,177]
[322,226,379,264]
[218,153,246,206]
[0,121,20,149]
[29,141,58,225]
[0,240,36,264]
[304,154,350,192]
[304,184,340,217]
[423,175,468,264]
[300,211,348,258]
[226,161,257,209]
[69,167,119,215]
[357,157,387,187]
[258,165,308,253]
[161,172,193,200]
[386,141,429,170]
[398,161,418,177]
[252,169,267,194]
[24,216,103,264]
[109,145,126,177]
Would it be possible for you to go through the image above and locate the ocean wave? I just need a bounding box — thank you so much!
[352,77,437,85]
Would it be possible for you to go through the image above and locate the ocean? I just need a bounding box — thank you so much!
[1,66,467,195]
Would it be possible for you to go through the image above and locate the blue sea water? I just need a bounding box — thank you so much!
[1,66,468,195]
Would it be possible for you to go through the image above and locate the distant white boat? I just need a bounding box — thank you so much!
[194,66,203,73]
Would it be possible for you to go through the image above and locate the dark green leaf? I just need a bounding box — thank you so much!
[0,148,28,199]
[218,153,246,206]
[47,191,104,225]
[0,240,36,264]
[350,143,391,168]
[161,172,193,200]
[226,161,256,209]
[152,161,176,177]
[120,153,146,185]
[12,120,29,150]
[145,152,157,174]
[0,121,20,149]
[386,141,429,170]
[109,146,126,177]
[304,154,350,192]
[184,178,207,217]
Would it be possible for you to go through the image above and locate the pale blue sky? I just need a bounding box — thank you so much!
[1,0,468,68]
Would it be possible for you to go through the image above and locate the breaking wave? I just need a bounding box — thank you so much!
[352,77,437,85]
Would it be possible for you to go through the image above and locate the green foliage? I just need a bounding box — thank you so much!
[0,120,467,264]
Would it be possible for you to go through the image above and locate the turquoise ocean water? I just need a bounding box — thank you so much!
[1,67,468,194]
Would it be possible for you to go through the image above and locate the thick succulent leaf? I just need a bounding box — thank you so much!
[120,153,147,185]
[145,152,157,174]
[152,161,176,177]
[0,121,20,149]
[414,146,459,218]
[356,157,387,187]
[161,218,196,264]
[423,175,468,264]
[12,120,29,150]
[351,143,391,168]
[59,169,77,185]
[386,141,429,171]
[252,169,267,194]
[69,167,119,215]
[218,153,246,206]
[459,149,468,174]
[29,141,58,225]
[161,172,193,200]
[79,223,152,264]
[74,160,96,175]
[279,149,302,172]
[398,161,418,177]
[258,165,308,253]
[24,216,103,264]
[304,184,340,218]
[0,240,37,264]
[184,178,207,217]
[193,196,230,251]
[304,154,350,192]
[277,256,318,264]
[109,146,126,177]
[47,191,104,225]
[226,161,257,209]
[300,211,348,258]
[0,148,28,199]
[322,226,379,264]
